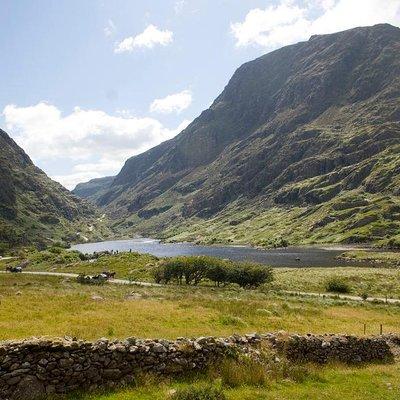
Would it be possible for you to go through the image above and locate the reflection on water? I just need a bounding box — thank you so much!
[71,239,374,268]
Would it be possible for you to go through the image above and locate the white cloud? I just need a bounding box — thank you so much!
[114,24,173,53]
[3,102,191,189]
[149,90,192,114]
[104,19,116,37]
[231,0,400,49]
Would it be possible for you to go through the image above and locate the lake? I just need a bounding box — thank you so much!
[71,238,373,268]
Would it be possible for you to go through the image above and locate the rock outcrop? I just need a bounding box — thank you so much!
[73,24,400,247]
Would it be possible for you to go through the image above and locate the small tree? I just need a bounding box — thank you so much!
[325,277,351,294]
[228,263,273,288]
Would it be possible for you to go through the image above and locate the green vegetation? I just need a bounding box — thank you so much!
[150,192,400,249]
[170,384,226,400]
[77,25,400,250]
[1,272,399,341]
[340,250,400,267]
[155,256,273,288]
[273,267,400,299]
[16,249,399,299]
[2,247,400,399]
[0,128,113,248]
[45,363,400,400]
[325,277,352,294]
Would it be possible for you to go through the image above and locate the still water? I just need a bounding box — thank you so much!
[71,238,372,268]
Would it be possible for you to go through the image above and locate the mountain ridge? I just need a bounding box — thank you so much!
[74,23,400,247]
[0,129,109,249]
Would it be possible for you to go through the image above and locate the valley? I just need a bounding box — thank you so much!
[0,20,399,400]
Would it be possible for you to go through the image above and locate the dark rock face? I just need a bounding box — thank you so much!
[0,129,96,246]
[75,24,400,243]
[0,333,396,399]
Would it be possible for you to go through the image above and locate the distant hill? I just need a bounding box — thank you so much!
[73,176,114,203]
[74,24,400,248]
[0,129,108,249]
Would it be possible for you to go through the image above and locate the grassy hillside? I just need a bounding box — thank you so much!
[74,24,400,248]
[0,129,111,251]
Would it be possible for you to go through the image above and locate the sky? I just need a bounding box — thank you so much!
[1,0,400,190]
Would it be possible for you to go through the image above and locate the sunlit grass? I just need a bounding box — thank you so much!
[53,364,400,400]
[1,274,399,340]
[274,267,400,298]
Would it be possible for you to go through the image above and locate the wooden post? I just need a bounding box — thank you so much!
[363,323,366,335]
[380,324,383,335]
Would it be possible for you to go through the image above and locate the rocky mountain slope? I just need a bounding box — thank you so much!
[73,176,114,204]
[0,129,108,249]
[75,24,400,247]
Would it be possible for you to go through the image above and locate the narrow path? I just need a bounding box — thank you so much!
[1,270,399,303]
[0,257,16,261]
[283,290,400,304]
[0,270,161,287]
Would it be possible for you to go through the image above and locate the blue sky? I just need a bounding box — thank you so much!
[1,0,399,189]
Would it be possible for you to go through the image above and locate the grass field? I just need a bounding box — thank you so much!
[2,250,400,399]
[1,273,399,340]
[18,250,400,299]
[274,267,400,298]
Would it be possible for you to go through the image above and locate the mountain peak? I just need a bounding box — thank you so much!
[74,24,400,246]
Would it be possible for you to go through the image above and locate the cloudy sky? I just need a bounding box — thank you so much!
[1,0,399,189]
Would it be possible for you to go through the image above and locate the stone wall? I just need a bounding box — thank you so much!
[0,333,398,400]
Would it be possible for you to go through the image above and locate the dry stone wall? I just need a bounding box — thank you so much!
[0,333,397,399]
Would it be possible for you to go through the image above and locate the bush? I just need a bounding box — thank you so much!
[153,256,273,289]
[170,384,226,400]
[325,277,351,294]
[227,263,273,288]
[0,242,9,256]
[360,291,369,301]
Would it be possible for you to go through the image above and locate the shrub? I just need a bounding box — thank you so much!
[170,384,226,400]
[228,263,273,288]
[360,291,369,301]
[325,277,351,294]
[153,256,273,289]
[0,242,9,256]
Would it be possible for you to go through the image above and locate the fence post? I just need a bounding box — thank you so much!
[363,323,366,335]
[380,324,383,335]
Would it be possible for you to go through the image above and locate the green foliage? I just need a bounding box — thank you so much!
[325,277,351,294]
[227,263,273,288]
[360,292,369,301]
[154,256,273,289]
[218,358,267,388]
[0,242,9,256]
[170,384,226,400]
[25,247,84,267]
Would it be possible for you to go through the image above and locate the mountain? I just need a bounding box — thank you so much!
[76,24,400,248]
[73,176,114,204]
[0,129,108,249]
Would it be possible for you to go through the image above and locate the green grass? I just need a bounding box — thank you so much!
[50,364,400,400]
[1,273,400,341]
[340,250,400,267]
[5,247,400,301]
[137,190,400,249]
[273,267,400,298]
[28,251,159,281]
[2,252,400,400]
[15,249,400,299]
